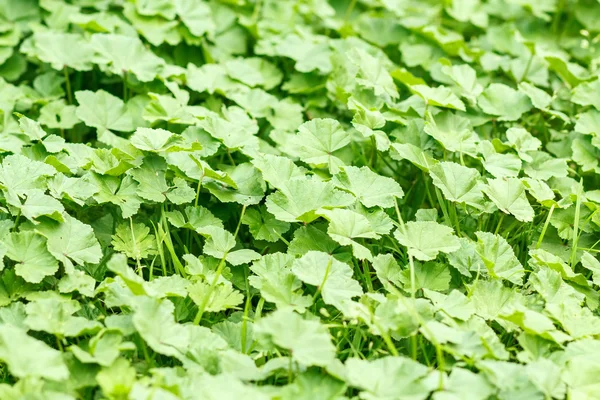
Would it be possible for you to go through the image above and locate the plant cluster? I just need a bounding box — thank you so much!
[0,0,600,399]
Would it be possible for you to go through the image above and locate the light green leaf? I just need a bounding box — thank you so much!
[265,178,355,223]
[478,83,532,121]
[333,166,404,208]
[4,231,58,283]
[482,177,534,222]
[572,79,600,110]
[25,296,102,337]
[111,222,157,260]
[18,189,65,223]
[91,33,164,82]
[394,221,460,261]
[249,253,313,312]
[317,208,379,261]
[291,251,363,310]
[281,118,350,173]
[424,111,479,155]
[475,231,525,285]
[411,84,465,111]
[0,324,69,380]
[430,161,485,209]
[255,309,336,367]
[35,213,103,272]
[129,127,182,152]
[21,31,94,71]
[242,205,290,242]
[75,90,135,133]
[188,281,244,313]
[345,356,430,399]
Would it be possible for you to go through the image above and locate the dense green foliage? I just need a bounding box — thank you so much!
[1,0,600,398]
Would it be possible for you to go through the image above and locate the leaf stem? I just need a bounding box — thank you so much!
[194,205,247,325]
[63,66,73,105]
[536,204,555,249]
[570,179,583,268]
[495,213,505,235]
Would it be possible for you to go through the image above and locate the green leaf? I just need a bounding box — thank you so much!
[96,358,137,398]
[519,82,552,109]
[291,251,363,310]
[442,64,483,101]
[424,111,479,155]
[332,166,404,208]
[249,253,313,312]
[251,154,306,190]
[35,213,103,272]
[478,83,532,121]
[255,309,336,367]
[129,127,182,152]
[402,261,451,291]
[91,174,142,218]
[317,208,379,261]
[175,0,214,37]
[279,118,350,173]
[38,100,79,130]
[17,114,46,141]
[475,231,525,285]
[430,162,485,209]
[91,33,164,82]
[0,324,69,380]
[505,127,541,162]
[111,222,157,260]
[394,221,460,261]
[75,90,135,133]
[25,296,102,337]
[572,79,600,110]
[166,205,222,232]
[58,269,96,297]
[70,331,128,367]
[188,281,244,313]
[581,252,600,286]
[345,356,430,399]
[17,189,65,223]
[265,178,355,223]
[204,163,266,206]
[411,84,465,111]
[4,231,58,283]
[21,31,94,71]
[483,177,534,222]
[242,205,290,242]
[0,154,56,197]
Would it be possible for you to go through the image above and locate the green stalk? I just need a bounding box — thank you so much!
[536,204,555,249]
[194,205,247,324]
[123,71,128,102]
[570,180,584,268]
[495,213,505,236]
[63,66,73,105]
[313,257,333,303]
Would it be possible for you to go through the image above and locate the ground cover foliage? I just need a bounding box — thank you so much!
[1,0,600,398]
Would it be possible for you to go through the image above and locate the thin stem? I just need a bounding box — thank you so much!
[313,257,333,303]
[123,71,128,102]
[130,217,143,276]
[495,213,505,235]
[194,175,204,208]
[343,0,358,23]
[193,205,247,325]
[570,179,584,268]
[536,205,555,249]
[63,66,73,105]
[226,149,236,166]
